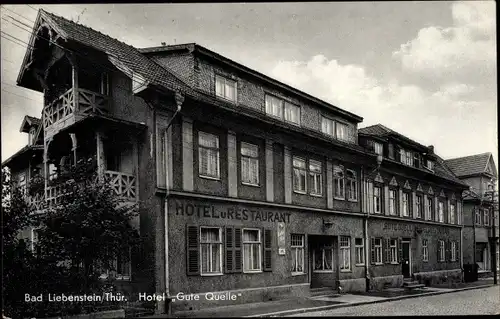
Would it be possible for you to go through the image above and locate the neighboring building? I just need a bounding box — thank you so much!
[445,153,499,276]
[2,9,471,315]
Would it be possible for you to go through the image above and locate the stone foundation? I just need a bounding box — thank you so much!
[369,275,403,291]
[337,278,367,293]
[413,269,463,287]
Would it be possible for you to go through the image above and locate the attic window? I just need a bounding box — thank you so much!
[28,127,37,146]
[425,160,434,171]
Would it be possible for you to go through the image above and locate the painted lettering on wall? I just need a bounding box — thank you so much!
[174,202,291,223]
[382,223,414,232]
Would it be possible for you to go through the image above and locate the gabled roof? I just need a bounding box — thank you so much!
[17,9,191,95]
[358,124,429,152]
[1,145,44,168]
[445,152,497,178]
[20,115,41,133]
[433,154,468,186]
[139,43,364,123]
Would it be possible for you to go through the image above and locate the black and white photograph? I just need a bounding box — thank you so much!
[1,2,498,318]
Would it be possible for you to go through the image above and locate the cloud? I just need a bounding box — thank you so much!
[392,1,496,81]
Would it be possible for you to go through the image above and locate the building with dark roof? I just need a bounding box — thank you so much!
[445,153,499,277]
[3,8,476,316]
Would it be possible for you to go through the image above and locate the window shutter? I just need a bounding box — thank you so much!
[447,241,452,262]
[370,238,375,264]
[263,228,272,272]
[437,240,441,262]
[398,238,403,263]
[234,228,242,273]
[456,241,460,262]
[186,225,200,276]
[384,238,390,263]
[225,227,234,273]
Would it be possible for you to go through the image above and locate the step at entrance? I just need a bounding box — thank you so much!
[310,287,340,298]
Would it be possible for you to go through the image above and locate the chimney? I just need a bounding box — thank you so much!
[161,42,166,46]
[427,145,434,154]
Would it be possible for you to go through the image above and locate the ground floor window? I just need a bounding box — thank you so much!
[98,247,131,280]
[422,239,428,262]
[200,227,222,275]
[243,229,261,272]
[291,234,305,274]
[439,240,445,262]
[451,241,457,262]
[372,238,383,264]
[355,238,365,265]
[340,236,351,271]
[389,239,398,263]
[313,244,333,272]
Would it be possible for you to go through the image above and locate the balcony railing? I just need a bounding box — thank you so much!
[46,184,66,207]
[28,192,44,212]
[105,170,137,202]
[43,88,109,129]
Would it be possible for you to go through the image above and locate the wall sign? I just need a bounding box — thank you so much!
[277,222,286,255]
[382,223,414,232]
[174,201,292,224]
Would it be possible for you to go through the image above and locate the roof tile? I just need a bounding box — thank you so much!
[444,153,492,177]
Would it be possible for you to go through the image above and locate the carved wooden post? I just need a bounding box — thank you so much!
[96,131,105,181]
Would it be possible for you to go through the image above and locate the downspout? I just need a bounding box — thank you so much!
[361,166,370,292]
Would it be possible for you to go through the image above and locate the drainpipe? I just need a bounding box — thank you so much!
[361,166,370,292]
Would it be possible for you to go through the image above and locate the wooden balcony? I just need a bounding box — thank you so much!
[105,170,137,202]
[42,88,109,133]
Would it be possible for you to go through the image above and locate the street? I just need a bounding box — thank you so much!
[286,286,500,316]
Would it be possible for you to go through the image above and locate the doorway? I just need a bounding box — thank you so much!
[308,235,337,288]
[401,240,411,278]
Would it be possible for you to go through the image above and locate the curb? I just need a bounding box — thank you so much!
[246,284,495,317]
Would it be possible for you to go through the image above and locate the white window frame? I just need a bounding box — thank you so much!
[374,142,383,155]
[198,131,220,180]
[308,160,323,196]
[439,240,445,262]
[449,204,456,224]
[451,241,457,262]
[333,165,345,200]
[355,238,365,265]
[265,94,283,119]
[346,169,357,201]
[426,160,434,171]
[484,209,490,226]
[422,239,429,262]
[241,142,259,186]
[291,234,305,275]
[438,201,444,223]
[390,239,398,264]
[242,228,262,273]
[200,227,223,276]
[406,150,414,166]
[426,197,433,220]
[374,238,383,265]
[389,189,397,216]
[373,186,382,214]
[321,116,335,137]
[313,244,334,273]
[293,156,307,194]
[416,195,422,218]
[336,121,349,142]
[475,209,482,225]
[402,192,410,217]
[215,75,237,102]
[340,236,351,272]
[284,101,301,125]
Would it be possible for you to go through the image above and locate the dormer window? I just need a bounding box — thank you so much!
[374,142,383,156]
[216,75,237,102]
[425,160,434,171]
[28,127,36,146]
[265,94,300,125]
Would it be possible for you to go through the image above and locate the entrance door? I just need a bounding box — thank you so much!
[401,241,411,278]
[309,235,336,288]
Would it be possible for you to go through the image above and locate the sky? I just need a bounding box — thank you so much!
[1,2,497,171]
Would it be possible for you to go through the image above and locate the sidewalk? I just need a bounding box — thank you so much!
[143,279,497,318]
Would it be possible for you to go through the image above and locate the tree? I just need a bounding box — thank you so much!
[2,158,140,318]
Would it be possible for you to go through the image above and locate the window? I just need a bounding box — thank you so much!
[216,75,237,102]
[340,236,351,271]
[414,153,420,168]
[451,241,457,261]
[484,209,490,226]
[198,132,220,179]
[336,122,349,142]
[449,204,456,224]
[389,239,398,263]
[99,247,131,280]
[30,228,39,254]
[346,170,357,201]
[416,195,423,218]
[291,234,305,274]
[426,197,433,220]
[28,127,36,146]
[284,102,300,125]
[399,148,406,163]
[475,209,482,225]
[373,186,382,213]
[406,150,414,166]
[18,173,27,195]
[438,201,444,222]
[333,166,345,199]
[422,239,428,262]
[243,229,261,272]
[241,142,259,185]
[439,240,445,262]
[313,244,333,272]
[389,189,397,216]
[373,238,383,264]
[321,116,335,137]
[426,160,434,171]
[309,160,323,196]
[402,192,410,217]
[374,142,383,155]
[100,72,109,95]
[355,238,365,265]
[293,157,307,193]
[200,227,222,275]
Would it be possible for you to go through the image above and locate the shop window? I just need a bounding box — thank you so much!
[416,195,423,219]
[313,244,333,272]
[243,229,261,272]
[438,201,444,222]
[371,238,383,265]
[308,160,323,196]
[373,185,382,214]
[422,239,428,262]
[346,170,357,201]
[216,75,237,102]
[355,238,365,265]
[200,227,223,275]
[241,142,259,186]
[438,240,445,262]
[333,165,345,199]
[340,236,351,271]
[292,157,307,193]
[389,189,398,216]
[198,132,220,179]
[291,234,305,274]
